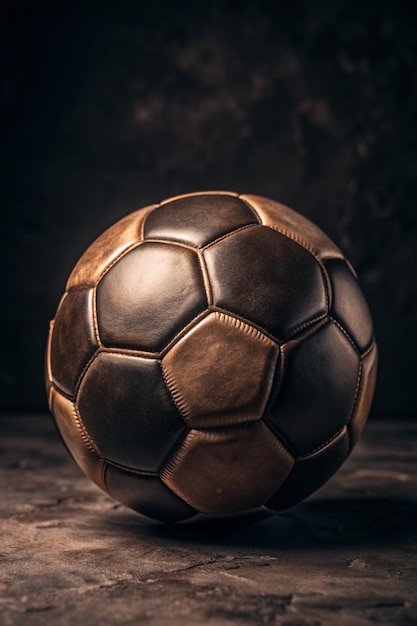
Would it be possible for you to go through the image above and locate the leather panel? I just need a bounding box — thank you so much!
[241,194,344,260]
[96,242,207,352]
[204,225,327,339]
[45,320,53,408]
[105,465,197,522]
[266,426,350,511]
[77,352,186,472]
[162,311,279,427]
[50,289,98,397]
[348,343,378,448]
[144,193,258,248]
[67,205,156,289]
[266,320,360,455]
[50,387,107,491]
[161,422,294,514]
[324,258,374,353]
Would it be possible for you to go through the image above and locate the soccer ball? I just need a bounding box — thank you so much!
[45,191,377,524]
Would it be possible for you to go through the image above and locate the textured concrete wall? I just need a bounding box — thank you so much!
[1,0,416,414]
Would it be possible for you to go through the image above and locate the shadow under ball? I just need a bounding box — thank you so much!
[45,192,377,524]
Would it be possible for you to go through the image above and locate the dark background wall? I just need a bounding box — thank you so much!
[1,0,416,416]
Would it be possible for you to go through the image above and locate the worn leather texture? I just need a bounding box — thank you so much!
[97,242,207,352]
[162,311,279,428]
[46,191,377,523]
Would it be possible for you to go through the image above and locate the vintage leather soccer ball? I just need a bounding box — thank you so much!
[46,191,377,524]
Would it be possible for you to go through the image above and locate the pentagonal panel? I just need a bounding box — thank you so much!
[144,192,258,248]
[204,225,327,339]
[67,204,156,289]
[324,258,374,353]
[50,289,98,397]
[77,352,187,472]
[266,320,360,456]
[266,426,350,511]
[96,242,207,352]
[161,422,294,514]
[241,194,345,260]
[105,465,197,522]
[162,311,279,428]
[348,343,378,448]
[49,387,107,491]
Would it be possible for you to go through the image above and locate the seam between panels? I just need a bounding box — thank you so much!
[261,223,332,315]
[347,359,364,429]
[95,241,143,284]
[237,194,263,223]
[139,203,161,240]
[361,339,377,359]
[103,458,159,477]
[262,418,297,458]
[91,286,102,347]
[329,315,362,356]
[73,349,101,400]
[197,250,213,307]
[72,402,102,459]
[158,309,211,358]
[281,311,329,343]
[213,310,278,348]
[210,306,282,345]
[298,425,347,459]
[202,223,259,251]
[142,237,205,253]
[161,361,191,424]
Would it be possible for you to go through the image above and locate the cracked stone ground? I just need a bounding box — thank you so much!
[0,415,416,626]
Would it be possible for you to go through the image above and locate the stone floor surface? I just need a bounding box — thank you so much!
[0,415,416,626]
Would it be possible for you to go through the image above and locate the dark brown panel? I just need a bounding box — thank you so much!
[348,343,378,448]
[204,225,327,339]
[144,193,258,248]
[161,422,294,514]
[77,352,187,472]
[241,194,344,260]
[266,426,350,511]
[50,387,107,491]
[266,320,360,456]
[162,311,279,427]
[67,204,156,289]
[50,289,98,397]
[324,258,374,353]
[105,465,197,522]
[96,242,207,352]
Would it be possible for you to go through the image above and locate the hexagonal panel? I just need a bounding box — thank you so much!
[161,422,294,514]
[204,225,327,339]
[144,192,258,248]
[105,465,197,522]
[266,320,361,456]
[266,426,350,511]
[50,288,98,397]
[324,258,374,353]
[96,241,207,352]
[77,352,187,472]
[162,311,279,428]
[67,204,156,289]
